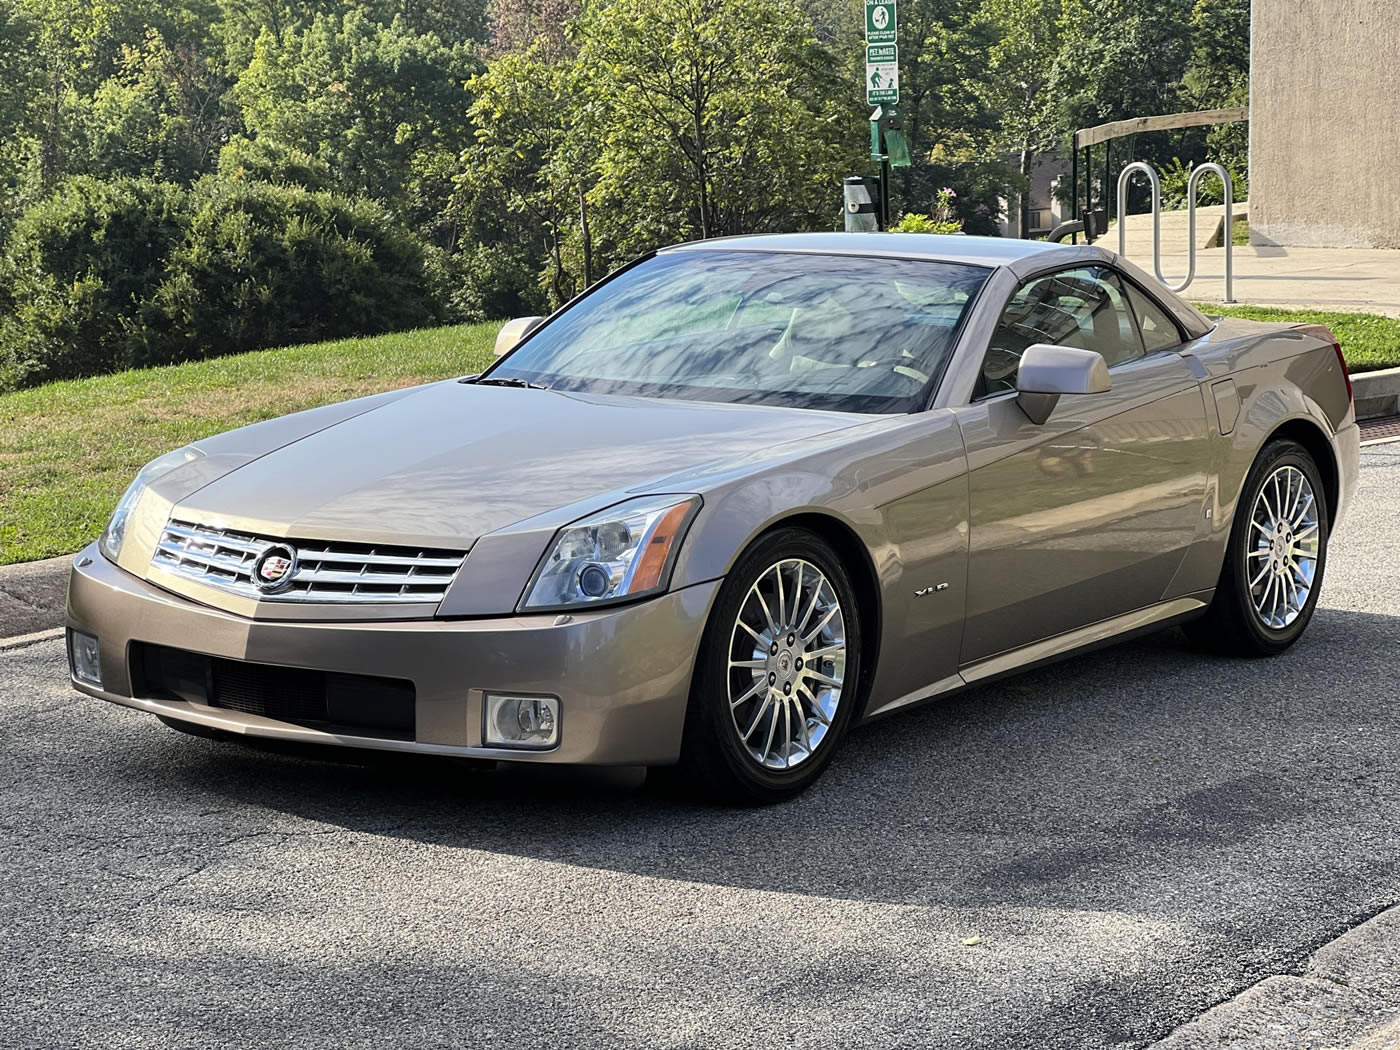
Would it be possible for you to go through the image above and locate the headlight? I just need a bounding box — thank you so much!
[99,446,204,563]
[521,494,700,611]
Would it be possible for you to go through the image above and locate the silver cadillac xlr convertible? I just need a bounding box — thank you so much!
[66,233,1360,802]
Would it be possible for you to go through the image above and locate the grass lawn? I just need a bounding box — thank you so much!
[3,305,1397,566]
[1191,304,1400,373]
[0,322,497,565]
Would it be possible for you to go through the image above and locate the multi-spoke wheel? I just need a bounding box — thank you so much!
[1186,439,1330,656]
[675,528,862,803]
[1246,464,1321,630]
[727,558,847,771]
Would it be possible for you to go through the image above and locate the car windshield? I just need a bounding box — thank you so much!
[485,250,990,413]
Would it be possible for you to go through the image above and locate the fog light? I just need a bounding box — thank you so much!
[484,693,560,750]
[68,630,102,687]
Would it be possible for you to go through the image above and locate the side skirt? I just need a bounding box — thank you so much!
[859,592,1212,723]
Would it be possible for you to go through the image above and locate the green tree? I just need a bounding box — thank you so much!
[0,2,43,223]
[385,0,488,43]
[980,0,1064,234]
[1185,0,1248,105]
[896,0,998,177]
[460,46,589,305]
[1184,0,1248,179]
[151,177,437,359]
[75,29,236,183]
[217,134,334,189]
[235,11,480,237]
[575,0,854,252]
[1049,0,1191,129]
[484,0,578,58]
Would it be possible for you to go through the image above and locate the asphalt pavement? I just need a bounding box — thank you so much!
[4,445,1400,1050]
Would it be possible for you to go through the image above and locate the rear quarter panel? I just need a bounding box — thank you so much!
[1166,318,1355,595]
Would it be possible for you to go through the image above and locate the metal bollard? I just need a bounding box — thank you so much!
[843,176,880,232]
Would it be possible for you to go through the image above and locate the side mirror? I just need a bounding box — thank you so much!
[1015,343,1111,425]
[495,316,544,357]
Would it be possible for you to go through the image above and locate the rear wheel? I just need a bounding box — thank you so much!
[1185,439,1329,656]
[674,528,862,804]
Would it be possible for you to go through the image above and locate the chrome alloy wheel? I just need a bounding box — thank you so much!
[726,558,847,771]
[1247,464,1321,630]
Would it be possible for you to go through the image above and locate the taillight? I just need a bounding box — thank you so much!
[1292,323,1351,404]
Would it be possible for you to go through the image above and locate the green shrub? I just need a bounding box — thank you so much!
[892,187,964,235]
[0,176,188,387]
[424,241,545,324]
[0,175,441,389]
[1160,156,1248,211]
[149,178,439,361]
[891,213,963,235]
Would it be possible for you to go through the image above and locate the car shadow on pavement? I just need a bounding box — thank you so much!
[146,605,1400,917]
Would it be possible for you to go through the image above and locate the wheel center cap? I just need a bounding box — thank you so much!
[776,649,794,678]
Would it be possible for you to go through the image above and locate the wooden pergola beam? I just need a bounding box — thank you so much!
[1073,107,1250,149]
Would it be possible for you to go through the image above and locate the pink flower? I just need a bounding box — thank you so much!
[941,187,958,198]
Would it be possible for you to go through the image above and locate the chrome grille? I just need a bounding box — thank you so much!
[151,520,466,604]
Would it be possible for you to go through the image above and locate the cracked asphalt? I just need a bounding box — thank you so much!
[4,445,1399,1050]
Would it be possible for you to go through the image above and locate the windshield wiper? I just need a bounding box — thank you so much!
[461,375,550,390]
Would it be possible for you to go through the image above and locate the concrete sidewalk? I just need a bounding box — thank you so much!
[1113,203,1400,316]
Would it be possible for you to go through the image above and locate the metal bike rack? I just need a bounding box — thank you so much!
[1116,160,1235,303]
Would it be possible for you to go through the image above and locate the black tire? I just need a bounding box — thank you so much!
[157,714,227,741]
[672,527,863,804]
[1184,438,1329,657]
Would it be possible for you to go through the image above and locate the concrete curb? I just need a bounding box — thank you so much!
[1147,903,1400,1050]
[1353,365,1400,421]
[0,554,72,641]
[0,626,65,652]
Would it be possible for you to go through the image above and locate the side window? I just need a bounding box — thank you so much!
[1124,281,1184,353]
[979,266,1145,396]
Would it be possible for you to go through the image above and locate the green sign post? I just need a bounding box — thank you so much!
[864,2,898,105]
[863,0,902,228]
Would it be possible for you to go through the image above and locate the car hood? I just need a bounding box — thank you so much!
[172,381,868,549]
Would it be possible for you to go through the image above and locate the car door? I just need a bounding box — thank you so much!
[951,265,1213,666]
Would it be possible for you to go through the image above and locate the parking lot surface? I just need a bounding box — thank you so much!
[4,445,1399,1050]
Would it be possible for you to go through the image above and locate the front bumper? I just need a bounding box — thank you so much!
[66,543,718,765]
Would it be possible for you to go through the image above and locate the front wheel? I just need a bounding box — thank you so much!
[674,528,862,804]
[1185,438,1329,656]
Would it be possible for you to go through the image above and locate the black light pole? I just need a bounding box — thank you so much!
[880,155,891,229]
[1070,141,1078,238]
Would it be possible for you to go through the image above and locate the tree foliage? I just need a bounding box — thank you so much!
[235,11,480,232]
[0,0,1256,390]
[577,0,854,248]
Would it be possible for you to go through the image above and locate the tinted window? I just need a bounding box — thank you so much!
[1125,281,1183,353]
[980,266,1144,396]
[487,251,990,414]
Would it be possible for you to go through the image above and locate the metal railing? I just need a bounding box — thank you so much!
[1116,160,1235,302]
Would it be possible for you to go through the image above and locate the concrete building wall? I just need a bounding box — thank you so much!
[1250,0,1400,248]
